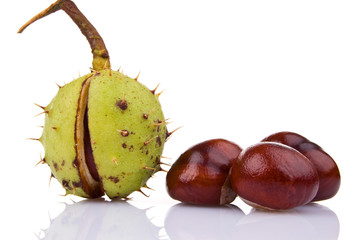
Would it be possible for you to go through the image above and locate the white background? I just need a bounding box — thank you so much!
[1,0,360,239]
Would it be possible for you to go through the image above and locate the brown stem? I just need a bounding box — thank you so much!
[18,0,110,71]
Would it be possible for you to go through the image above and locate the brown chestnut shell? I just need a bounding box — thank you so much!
[166,139,242,205]
[262,131,341,201]
[231,142,319,210]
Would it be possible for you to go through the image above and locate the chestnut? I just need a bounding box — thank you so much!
[230,142,319,210]
[262,131,341,201]
[166,139,242,205]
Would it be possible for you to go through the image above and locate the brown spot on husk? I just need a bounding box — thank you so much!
[53,162,59,171]
[156,136,162,146]
[120,130,129,137]
[116,97,128,110]
[72,181,82,188]
[155,156,161,165]
[72,159,78,168]
[129,145,134,152]
[108,176,119,183]
[62,180,70,189]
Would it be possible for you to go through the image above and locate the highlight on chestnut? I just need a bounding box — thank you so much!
[166,139,242,205]
[166,131,340,211]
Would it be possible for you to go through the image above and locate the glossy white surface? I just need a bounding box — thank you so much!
[31,199,340,240]
[2,0,360,239]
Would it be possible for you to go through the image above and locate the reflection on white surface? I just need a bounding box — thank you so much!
[165,203,339,240]
[233,204,339,240]
[39,199,161,240]
[38,200,339,240]
[165,204,245,239]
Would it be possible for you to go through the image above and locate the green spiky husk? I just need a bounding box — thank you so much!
[40,70,167,198]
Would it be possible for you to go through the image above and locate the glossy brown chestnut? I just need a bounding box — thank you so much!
[231,142,319,210]
[166,139,242,205]
[262,131,341,201]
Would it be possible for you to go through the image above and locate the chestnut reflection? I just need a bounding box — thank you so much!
[165,203,245,240]
[165,203,339,240]
[230,203,339,240]
[39,199,160,240]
